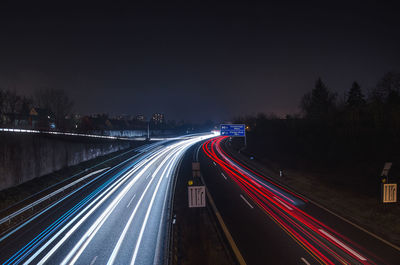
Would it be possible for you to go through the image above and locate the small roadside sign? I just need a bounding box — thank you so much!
[383,183,397,203]
[192,162,200,171]
[188,186,206,208]
[381,162,392,177]
[192,171,201,177]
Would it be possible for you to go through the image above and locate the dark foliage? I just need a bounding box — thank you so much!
[236,72,400,196]
[300,78,337,120]
[346,82,365,108]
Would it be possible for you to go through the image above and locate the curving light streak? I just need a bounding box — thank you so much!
[2,134,215,265]
[63,145,178,265]
[130,139,197,265]
[107,147,178,265]
[5,155,151,265]
[202,136,382,265]
[23,154,156,265]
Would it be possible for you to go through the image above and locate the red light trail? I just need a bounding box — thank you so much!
[202,136,385,265]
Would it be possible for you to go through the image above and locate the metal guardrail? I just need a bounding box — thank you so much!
[0,168,109,225]
[0,136,190,228]
[0,140,167,229]
[0,128,146,140]
[0,128,206,141]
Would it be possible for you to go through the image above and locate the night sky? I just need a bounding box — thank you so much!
[1,1,399,122]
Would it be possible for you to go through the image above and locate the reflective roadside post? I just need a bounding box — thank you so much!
[188,162,205,208]
[380,162,398,205]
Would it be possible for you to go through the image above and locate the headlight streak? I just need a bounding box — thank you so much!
[0,149,144,244]
[202,137,378,265]
[34,145,175,265]
[3,134,215,265]
[22,158,149,265]
[7,147,160,265]
[130,139,196,265]
[107,146,180,265]
[64,145,177,265]
[4,161,140,265]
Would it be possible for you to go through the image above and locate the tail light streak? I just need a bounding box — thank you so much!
[203,137,380,265]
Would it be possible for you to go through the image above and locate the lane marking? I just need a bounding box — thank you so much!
[240,194,254,209]
[107,149,179,265]
[0,167,109,226]
[130,150,177,265]
[273,196,293,211]
[126,194,136,208]
[130,138,206,264]
[64,146,179,265]
[0,149,149,243]
[308,199,400,252]
[221,172,227,180]
[203,187,247,265]
[153,155,180,265]
[31,148,169,265]
[109,138,208,265]
[90,256,97,265]
[222,138,400,252]
[300,257,310,265]
[213,161,216,166]
[318,229,367,261]
[146,173,150,179]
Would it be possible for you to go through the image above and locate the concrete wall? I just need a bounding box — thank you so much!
[90,129,177,138]
[0,133,132,191]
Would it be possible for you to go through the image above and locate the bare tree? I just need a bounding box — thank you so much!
[0,89,4,114]
[35,88,74,128]
[370,72,400,104]
[3,90,21,114]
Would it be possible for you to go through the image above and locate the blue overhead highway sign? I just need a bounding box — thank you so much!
[220,124,245,136]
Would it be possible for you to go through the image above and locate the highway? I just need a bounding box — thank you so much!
[0,134,214,265]
[200,136,400,265]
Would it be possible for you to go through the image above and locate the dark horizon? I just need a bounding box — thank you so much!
[1,1,400,122]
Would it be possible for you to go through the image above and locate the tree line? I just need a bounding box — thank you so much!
[0,87,73,129]
[299,72,400,131]
[234,72,400,194]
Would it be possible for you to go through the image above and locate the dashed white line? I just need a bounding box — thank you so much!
[240,194,254,209]
[127,194,136,208]
[300,257,310,265]
[90,256,97,265]
[221,172,227,180]
[318,229,367,261]
[213,161,216,166]
[273,196,293,211]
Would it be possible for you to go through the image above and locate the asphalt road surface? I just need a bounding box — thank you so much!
[200,136,400,265]
[0,134,214,265]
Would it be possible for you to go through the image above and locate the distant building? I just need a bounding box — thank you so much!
[152,113,165,124]
[117,114,135,121]
[136,114,145,121]
[29,107,56,129]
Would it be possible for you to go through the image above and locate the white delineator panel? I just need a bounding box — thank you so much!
[188,186,206,208]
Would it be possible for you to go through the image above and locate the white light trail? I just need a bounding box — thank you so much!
[18,134,215,265]
[24,150,160,265]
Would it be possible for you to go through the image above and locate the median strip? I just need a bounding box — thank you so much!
[206,189,247,265]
